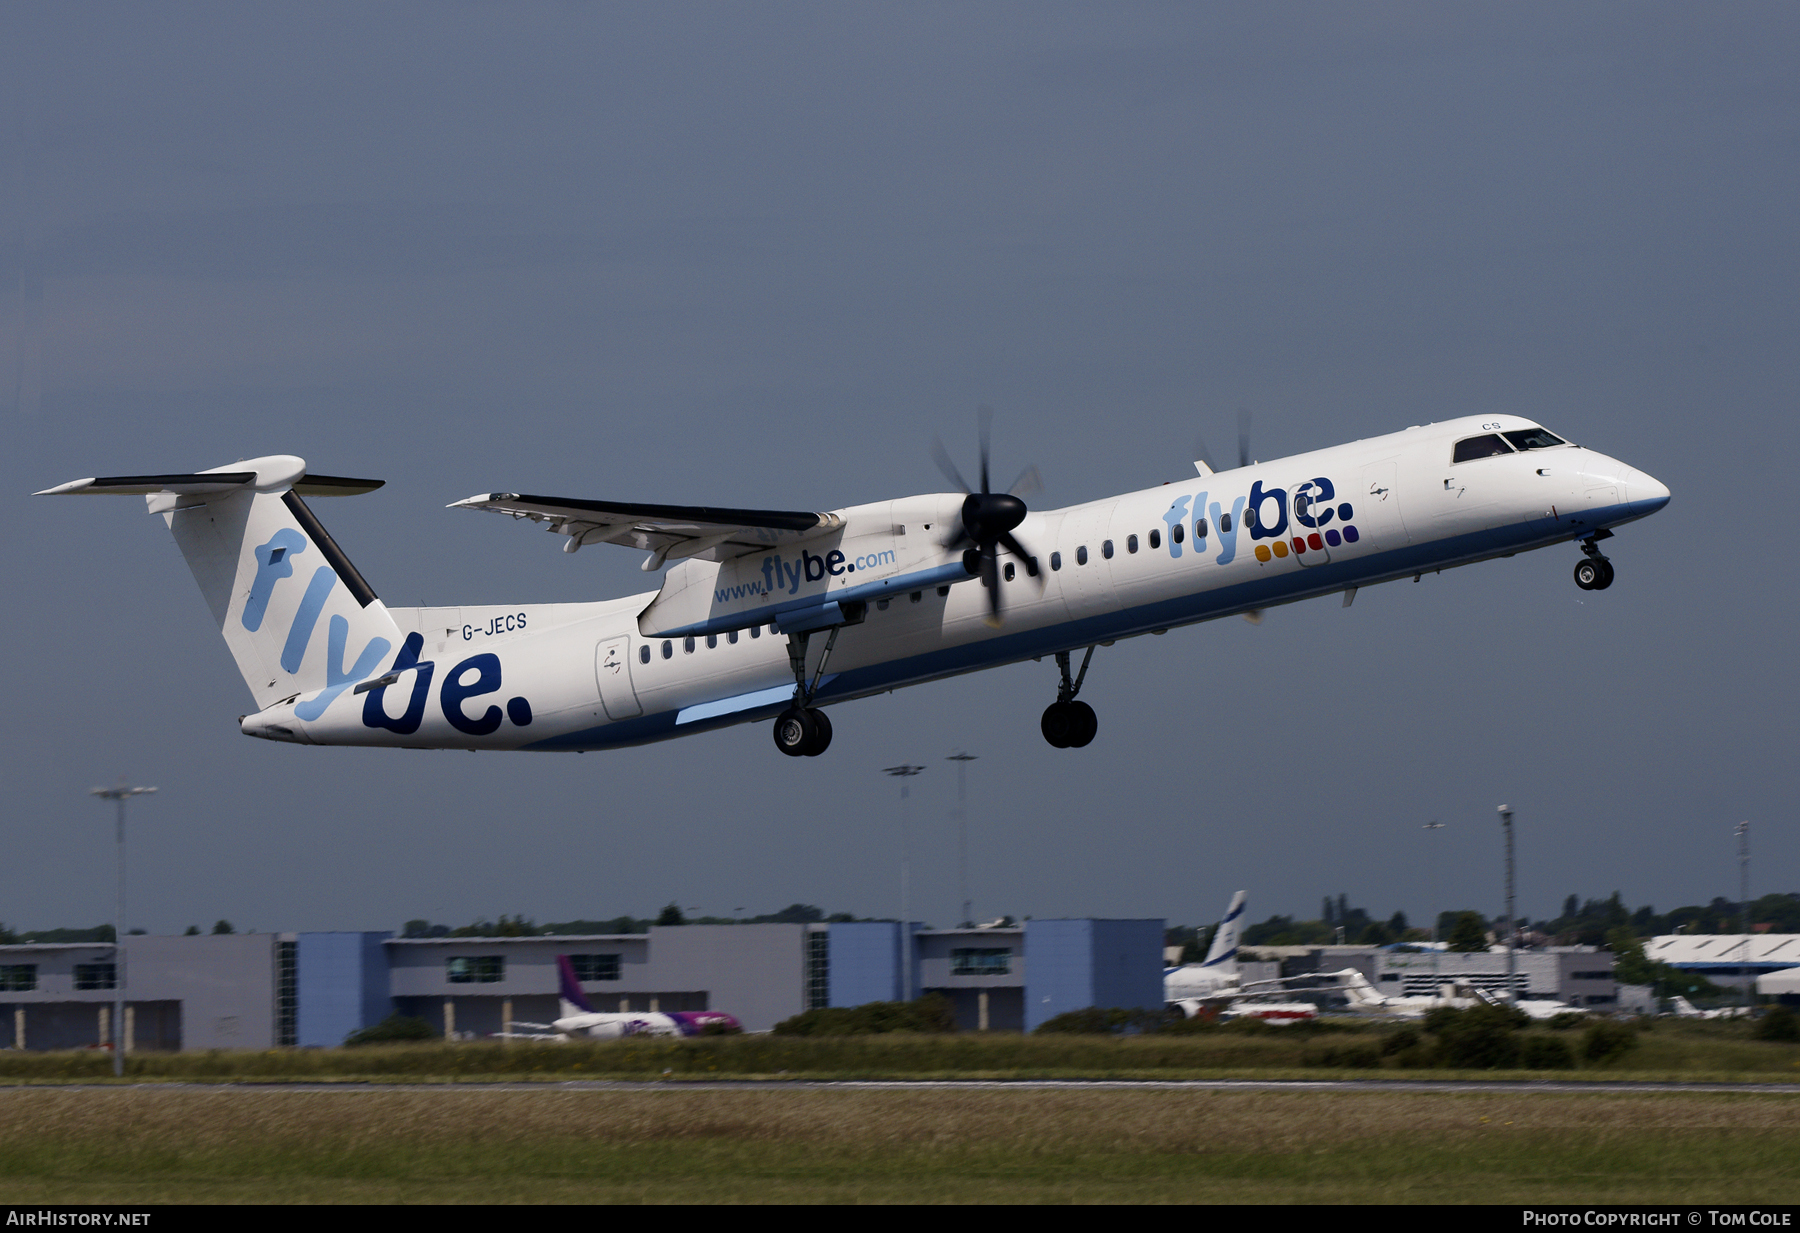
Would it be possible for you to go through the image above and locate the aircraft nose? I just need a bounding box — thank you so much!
[1624,467,1671,517]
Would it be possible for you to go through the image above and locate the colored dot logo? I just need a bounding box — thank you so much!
[1254,504,1356,564]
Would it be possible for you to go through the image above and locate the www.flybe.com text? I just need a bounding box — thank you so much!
[715,549,898,603]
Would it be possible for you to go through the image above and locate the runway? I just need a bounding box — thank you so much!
[10,1078,1800,1094]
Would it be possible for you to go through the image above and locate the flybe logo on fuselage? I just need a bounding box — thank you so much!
[1156,477,1359,566]
[713,546,898,604]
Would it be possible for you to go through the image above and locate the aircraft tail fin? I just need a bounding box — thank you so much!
[1332,968,1388,1008]
[36,456,400,712]
[1200,891,1247,971]
[557,955,596,1015]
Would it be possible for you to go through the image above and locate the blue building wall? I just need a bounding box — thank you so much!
[1024,919,1093,1030]
[828,922,907,1006]
[297,932,392,1047]
[1024,919,1164,1031]
[1090,919,1166,1011]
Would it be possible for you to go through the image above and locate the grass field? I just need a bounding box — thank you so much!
[1,1087,1797,1203]
[0,1018,1793,1084]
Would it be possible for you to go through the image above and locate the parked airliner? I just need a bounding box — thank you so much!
[37,414,1668,757]
[509,956,742,1040]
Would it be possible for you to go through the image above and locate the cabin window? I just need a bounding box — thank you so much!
[1245,504,1258,530]
[1148,528,1161,550]
[937,585,950,597]
[876,598,889,610]
[749,625,761,639]
[683,636,695,653]
[1219,513,1231,532]
[1004,562,1015,581]
[706,634,717,649]
[1171,523,1184,544]
[728,630,739,644]
[1452,434,1514,463]
[1126,534,1139,554]
[910,591,922,603]
[639,645,650,664]
[661,640,673,659]
[1076,546,1088,566]
[1504,427,1567,451]
[1194,517,1207,540]
[1102,540,1114,559]
[1050,551,1062,571]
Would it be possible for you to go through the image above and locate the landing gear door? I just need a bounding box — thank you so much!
[595,635,643,720]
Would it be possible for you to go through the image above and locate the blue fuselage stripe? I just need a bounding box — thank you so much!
[524,507,1647,752]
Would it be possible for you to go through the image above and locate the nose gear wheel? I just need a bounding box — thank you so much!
[1041,646,1099,748]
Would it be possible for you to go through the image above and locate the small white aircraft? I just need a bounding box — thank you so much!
[1333,968,1585,1020]
[37,413,1668,756]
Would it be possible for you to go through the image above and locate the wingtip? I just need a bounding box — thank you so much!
[33,478,97,496]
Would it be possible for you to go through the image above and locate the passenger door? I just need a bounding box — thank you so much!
[594,635,643,720]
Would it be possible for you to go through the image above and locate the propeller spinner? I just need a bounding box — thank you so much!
[931,407,1044,628]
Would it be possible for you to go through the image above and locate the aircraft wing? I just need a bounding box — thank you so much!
[449,492,845,569]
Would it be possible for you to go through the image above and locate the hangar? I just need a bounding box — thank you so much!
[0,919,1164,1050]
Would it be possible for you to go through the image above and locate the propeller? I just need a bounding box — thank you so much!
[931,406,1044,628]
[1193,407,1254,475]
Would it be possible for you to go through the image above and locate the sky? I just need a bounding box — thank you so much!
[3,3,1796,938]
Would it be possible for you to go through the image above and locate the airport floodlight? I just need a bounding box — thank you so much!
[881,766,926,1000]
[91,784,156,1076]
[1737,821,1751,1007]
[947,753,978,927]
[1497,805,1515,1001]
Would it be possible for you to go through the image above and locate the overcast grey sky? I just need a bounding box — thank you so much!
[4,3,1796,937]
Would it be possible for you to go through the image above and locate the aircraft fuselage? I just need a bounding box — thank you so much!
[218,412,1665,752]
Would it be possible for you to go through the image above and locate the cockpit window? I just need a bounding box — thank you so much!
[1503,427,1567,451]
[1452,434,1514,463]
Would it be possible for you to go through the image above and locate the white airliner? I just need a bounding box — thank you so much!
[511,956,743,1040]
[37,414,1668,756]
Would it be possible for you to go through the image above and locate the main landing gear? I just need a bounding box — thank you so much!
[773,626,840,757]
[1041,646,1098,749]
[1573,533,1615,592]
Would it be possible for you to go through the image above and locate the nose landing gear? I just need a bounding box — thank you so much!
[1574,533,1615,591]
[1042,646,1098,748]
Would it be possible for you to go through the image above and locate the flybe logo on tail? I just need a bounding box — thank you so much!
[245,529,390,720]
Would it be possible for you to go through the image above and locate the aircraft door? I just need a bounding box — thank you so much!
[1356,460,1409,548]
[1288,481,1332,568]
[594,635,643,720]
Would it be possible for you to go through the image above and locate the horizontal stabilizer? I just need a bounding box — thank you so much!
[451,491,843,568]
[37,467,382,499]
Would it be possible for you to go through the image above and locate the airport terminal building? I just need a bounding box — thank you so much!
[0,919,1164,1051]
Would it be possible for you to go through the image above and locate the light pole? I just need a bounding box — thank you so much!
[946,752,977,927]
[91,783,155,1077]
[1498,804,1516,1002]
[882,765,925,1001]
[1736,821,1751,1008]
[1423,820,1445,990]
